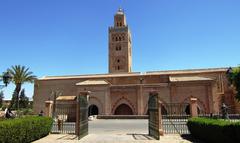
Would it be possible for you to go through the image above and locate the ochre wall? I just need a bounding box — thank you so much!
[33,70,238,115]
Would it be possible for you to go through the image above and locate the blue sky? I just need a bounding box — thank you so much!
[0,0,240,99]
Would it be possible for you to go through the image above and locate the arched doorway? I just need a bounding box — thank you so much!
[114,104,133,115]
[88,104,99,116]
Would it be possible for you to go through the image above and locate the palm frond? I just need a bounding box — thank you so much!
[8,65,36,85]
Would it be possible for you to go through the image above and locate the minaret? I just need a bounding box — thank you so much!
[108,8,132,73]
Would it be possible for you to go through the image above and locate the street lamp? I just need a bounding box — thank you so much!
[3,71,12,86]
[0,71,12,89]
[226,67,233,76]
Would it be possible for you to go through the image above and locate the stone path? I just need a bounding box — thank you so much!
[33,134,197,143]
[34,119,202,143]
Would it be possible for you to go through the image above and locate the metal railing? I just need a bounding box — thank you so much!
[51,122,75,134]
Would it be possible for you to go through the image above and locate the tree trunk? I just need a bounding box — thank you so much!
[15,84,21,110]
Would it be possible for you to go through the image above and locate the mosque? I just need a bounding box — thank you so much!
[33,9,239,116]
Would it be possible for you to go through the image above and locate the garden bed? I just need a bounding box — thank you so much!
[0,116,53,143]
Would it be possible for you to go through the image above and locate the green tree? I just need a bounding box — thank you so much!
[0,91,4,108]
[8,65,36,109]
[227,66,240,101]
[19,89,29,108]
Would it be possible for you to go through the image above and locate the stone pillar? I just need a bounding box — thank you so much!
[137,85,143,115]
[207,83,215,113]
[158,100,164,136]
[105,88,111,115]
[45,101,53,117]
[190,98,198,117]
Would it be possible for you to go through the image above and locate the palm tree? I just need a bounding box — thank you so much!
[8,65,36,109]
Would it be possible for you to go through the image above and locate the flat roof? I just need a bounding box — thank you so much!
[38,67,228,81]
[76,80,109,86]
[169,76,213,82]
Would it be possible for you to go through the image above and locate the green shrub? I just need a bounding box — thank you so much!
[0,116,53,143]
[187,117,240,143]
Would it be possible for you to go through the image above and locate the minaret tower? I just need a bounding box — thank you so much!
[108,8,132,73]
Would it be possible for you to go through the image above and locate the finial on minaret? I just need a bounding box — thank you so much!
[116,7,124,15]
[118,7,123,12]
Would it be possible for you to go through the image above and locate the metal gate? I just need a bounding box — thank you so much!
[148,92,160,140]
[162,103,190,134]
[77,95,88,139]
[51,99,76,134]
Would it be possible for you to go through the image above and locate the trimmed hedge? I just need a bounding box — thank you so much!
[0,116,53,143]
[187,117,240,143]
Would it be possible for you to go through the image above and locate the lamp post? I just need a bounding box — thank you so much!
[0,71,12,90]
[227,67,233,76]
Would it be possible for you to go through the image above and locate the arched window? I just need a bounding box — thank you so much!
[117,59,120,63]
[116,46,121,51]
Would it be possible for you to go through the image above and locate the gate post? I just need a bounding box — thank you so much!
[148,91,160,140]
[75,96,80,136]
[158,101,164,136]
[45,100,53,117]
[190,98,198,117]
[75,91,90,138]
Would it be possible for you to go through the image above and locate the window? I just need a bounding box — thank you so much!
[117,59,120,63]
[117,66,120,70]
[116,45,121,51]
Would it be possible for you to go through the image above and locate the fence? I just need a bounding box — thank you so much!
[161,103,190,134]
[51,101,77,134]
[51,122,76,134]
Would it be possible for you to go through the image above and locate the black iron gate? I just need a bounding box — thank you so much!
[77,95,88,139]
[162,103,190,134]
[148,92,160,140]
[51,99,76,134]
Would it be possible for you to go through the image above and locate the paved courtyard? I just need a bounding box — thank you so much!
[34,119,200,143]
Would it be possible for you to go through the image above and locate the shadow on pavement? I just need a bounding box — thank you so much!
[181,134,204,143]
[57,134,78,140]
[127,133,156,140]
